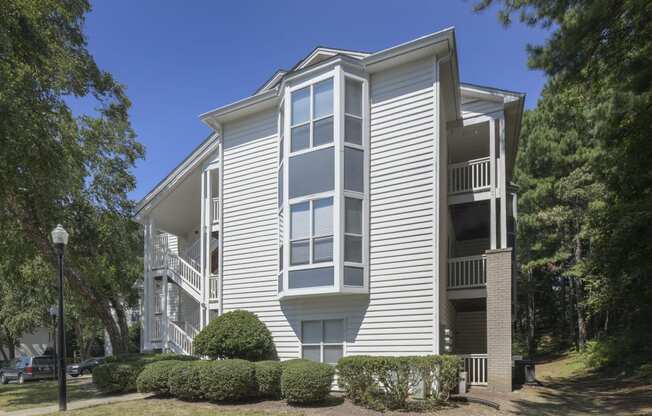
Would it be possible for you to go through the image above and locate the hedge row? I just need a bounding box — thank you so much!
[93,353,197,394]
[336,355,462,410]
[136,358,334,404]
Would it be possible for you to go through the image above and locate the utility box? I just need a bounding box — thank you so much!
[458,370,467,394]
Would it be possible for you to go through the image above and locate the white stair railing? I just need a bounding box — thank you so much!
[152,233,202,299]
[448,255,487,289]
[460,354,488,386]
[166,253,202,294]
[169,321,194,355]
[448,157,491,194]
[182,239,201,270]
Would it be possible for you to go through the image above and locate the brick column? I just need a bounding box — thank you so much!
[485,248,513,392]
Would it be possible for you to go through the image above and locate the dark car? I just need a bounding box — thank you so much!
[67,357,105,377]
[0,355,56,384]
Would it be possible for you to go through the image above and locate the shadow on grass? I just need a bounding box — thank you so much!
[0,377,103,411]
[507,370,652,416]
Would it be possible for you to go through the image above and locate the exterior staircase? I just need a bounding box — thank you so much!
[151,234,203,355]
[153,234,202,303]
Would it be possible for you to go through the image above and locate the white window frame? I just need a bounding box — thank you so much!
[289,77,335,155]
[300,319,346,365]
[279,65,369,298]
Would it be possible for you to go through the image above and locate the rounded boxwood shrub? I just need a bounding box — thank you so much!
[93,362,141,394]
[136,360,185,395]
[281,359,334,404]
[94,353,196,394]
[193,310,276,361]
[168,361,205,401]
[198,359,256,402]
[254,360,282,398]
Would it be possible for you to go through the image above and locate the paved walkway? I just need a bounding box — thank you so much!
[0,392,150,416]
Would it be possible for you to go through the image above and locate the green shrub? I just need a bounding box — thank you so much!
[198,359,256,401]
[281,359,334,404]
[336,355,462,410]
[94,353,195,394]
[93,362,142,394]
[254,361,282,398]
[193,310,276,361]
[168,361,205,401]
[136,360,185,395]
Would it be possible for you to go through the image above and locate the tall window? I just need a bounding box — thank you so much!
[301,319,344,364]
[279,69,367,296]
[291,79,334,152]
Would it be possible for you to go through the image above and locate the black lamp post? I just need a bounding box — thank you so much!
[51,224,69,412]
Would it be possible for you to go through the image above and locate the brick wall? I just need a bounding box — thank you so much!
[486,248,513,392]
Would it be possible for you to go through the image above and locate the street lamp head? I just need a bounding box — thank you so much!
[49,305,58,317]
[51,224,69,249]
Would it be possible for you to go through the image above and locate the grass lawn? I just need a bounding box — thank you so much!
[43,400,302,416]
[0,376,103,411]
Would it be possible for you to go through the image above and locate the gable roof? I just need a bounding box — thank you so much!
[138,28,464,218]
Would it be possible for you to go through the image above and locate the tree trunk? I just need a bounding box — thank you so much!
[574,231,587,350]
[526,270,536,357]
[0,342,8,362]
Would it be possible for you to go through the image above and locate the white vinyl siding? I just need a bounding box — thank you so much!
[222,109,299,359]
[345,57,436,355]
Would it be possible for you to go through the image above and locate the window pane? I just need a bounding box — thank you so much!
[345,79,362,116]
[288,267,334,288]
[291,124,309,152]
[290,202,309,239]
[345,198,362,234]
[324,319,344,343]
[278,273,283,292]
[302,345,321,362]
[291,87,310,125]
[344,147,364,192]
[302,321,322,343]
[345,116,362,145]
[313,197,333,236]
[313,78,333,119]
[324,345,343,365]
[279,137,284,160]
[290,240,309,265]
[313,236,333,262]
[289,148,335,198]
[345,235,362,263]
[279,245,283,271]
[344,267,364,287]
[313,116,333,147]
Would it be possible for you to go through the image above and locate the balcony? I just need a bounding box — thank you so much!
[448,255,486,289]
[211,197,219,224]
[448,157,491,194]
[460,354,488,386]
[209,275,219,301]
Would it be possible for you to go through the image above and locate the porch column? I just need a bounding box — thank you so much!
[142,216,153,350]
[489,119,497,249]
[499,116,507,248]
[485,248,513,392]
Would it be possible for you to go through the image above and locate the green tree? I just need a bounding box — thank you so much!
[0,0,144,353]
[477,0,652,361]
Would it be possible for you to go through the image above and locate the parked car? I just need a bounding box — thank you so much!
[0,355,56,384]
[66,357,105,377]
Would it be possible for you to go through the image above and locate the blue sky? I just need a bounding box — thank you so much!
[77,1,550,200]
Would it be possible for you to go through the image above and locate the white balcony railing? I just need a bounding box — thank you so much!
[151,316,162,340]
[448,255,487,289]
[448,157,491,194]
[460,354,488,386]
[212,197,219,223]
[152,234,168,269]
[169,321,193,355]
[209,276,219,301]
